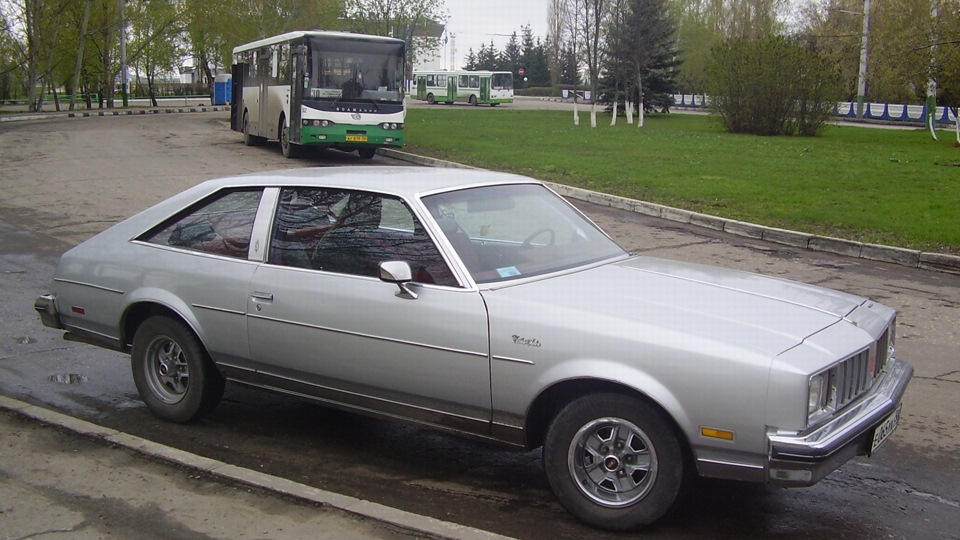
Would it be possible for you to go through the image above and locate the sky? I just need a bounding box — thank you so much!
[417,0,550,70]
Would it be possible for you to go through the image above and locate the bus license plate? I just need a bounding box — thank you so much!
[870,405,901,455]
[346,135,368,142]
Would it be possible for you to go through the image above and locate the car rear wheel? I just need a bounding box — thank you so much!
[543,393,685,530]
[131,316,225,423]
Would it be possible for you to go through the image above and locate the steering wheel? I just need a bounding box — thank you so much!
[520,228,556,250]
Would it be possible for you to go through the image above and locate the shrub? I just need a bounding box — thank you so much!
[516,86,557,97]
[706,37,842,136]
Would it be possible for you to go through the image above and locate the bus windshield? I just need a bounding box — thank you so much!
[307,38,405,102]
[492,73,513,90]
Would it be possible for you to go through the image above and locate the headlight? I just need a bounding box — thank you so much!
[808,372,829,415]
[379,122,403,130]
[302,119,334,127]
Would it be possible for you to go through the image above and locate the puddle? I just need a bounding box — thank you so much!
[48,373,89,384]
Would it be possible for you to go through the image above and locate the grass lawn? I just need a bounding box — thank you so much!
[404,109,960,254]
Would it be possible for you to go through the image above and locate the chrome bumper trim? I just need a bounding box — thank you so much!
[34,294,63,329]
[766,357,912,486]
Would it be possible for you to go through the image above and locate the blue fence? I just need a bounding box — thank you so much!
[671,94,957,125]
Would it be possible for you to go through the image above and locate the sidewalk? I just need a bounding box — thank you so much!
[0,396,510,540]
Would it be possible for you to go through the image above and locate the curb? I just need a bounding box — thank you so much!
[0,395,511,540]
[0,105,230,122]
[380,148,960,276]
[4,112,956,275]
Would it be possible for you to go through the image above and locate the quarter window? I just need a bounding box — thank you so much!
[140,189,263,258]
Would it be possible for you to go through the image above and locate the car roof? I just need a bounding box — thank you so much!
[206,166,541,199]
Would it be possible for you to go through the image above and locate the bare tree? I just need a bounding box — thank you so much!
[546,0,568,88]
[569,0,609,127]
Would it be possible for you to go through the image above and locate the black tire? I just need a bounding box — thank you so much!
[469,95,478,106]
[543,393,685,531]
[242,111,262,146]
[280,117,300,158]
[357,147,376,159]
[426,93,435,104]
[131,316,225,423]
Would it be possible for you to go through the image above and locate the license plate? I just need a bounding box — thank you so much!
[870,405,902,455]
[346,135,367,142]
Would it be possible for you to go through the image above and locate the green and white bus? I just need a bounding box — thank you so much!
[231,31,406,159]
[413,70,513,106]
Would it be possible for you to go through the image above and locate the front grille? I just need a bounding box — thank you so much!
[830,328,891,409]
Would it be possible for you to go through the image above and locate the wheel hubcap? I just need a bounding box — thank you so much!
[145,336,189,404]
[568,417,658,507]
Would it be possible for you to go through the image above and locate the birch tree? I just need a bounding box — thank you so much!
[571,0,608,127]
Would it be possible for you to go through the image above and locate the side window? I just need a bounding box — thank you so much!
[469,75,479,88]
[269,188,458,286]
[140,189,263,258]
[459,75,469,87]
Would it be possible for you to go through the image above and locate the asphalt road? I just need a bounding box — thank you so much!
[1,111,958,539]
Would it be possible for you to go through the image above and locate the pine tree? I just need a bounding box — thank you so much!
[601,0,681,118]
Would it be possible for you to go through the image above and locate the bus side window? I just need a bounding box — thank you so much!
[271,46,279,80]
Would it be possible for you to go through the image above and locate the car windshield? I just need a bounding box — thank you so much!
[422,184,627,284]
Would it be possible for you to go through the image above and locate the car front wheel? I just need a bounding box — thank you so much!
[543,393,686,530]
[131,316,224,423]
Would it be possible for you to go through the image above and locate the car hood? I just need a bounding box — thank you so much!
[483,256,867,359]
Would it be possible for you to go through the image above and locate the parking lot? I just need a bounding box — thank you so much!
[1,110,958,539]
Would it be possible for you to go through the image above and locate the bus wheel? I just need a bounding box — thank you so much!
[280,119,300,158]
[469,95,478,106]
[357,148,376,159]
[426,93,435,104]
[242,111,262,146]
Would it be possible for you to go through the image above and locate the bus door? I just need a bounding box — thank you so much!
[230,62,245,132]
[480,77,491,103]
[447,77,458,102]
[416,76,426,100]
[258,48,271,138]
[288,43,305,145]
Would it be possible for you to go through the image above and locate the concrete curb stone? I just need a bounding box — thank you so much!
[0,105,230,123]
[1,112,956,275]
[0,395,511,540]
[379,148,960,275]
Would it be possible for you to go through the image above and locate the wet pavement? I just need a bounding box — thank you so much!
[1,112,959,539]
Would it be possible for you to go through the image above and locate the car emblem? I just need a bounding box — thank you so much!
[351,113,362,121]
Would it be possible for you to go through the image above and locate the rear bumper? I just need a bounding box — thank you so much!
[34,293,63,329]
[766,357,912,486]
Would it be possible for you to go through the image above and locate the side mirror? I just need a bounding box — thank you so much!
[379,261,418,300]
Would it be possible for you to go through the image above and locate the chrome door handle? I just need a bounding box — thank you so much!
[251,292,274,302]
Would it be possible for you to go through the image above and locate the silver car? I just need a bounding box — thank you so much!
[35,166,912,530]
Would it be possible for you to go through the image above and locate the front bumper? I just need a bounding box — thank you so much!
[766,356,912,486]
[299,124,404,148]
[34,293,63,329]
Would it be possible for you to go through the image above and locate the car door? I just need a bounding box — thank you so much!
[245,187,492,435]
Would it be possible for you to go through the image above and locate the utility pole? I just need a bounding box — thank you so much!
[856,0,871,118]
[119,0,129,107]
[926,0,940,140]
